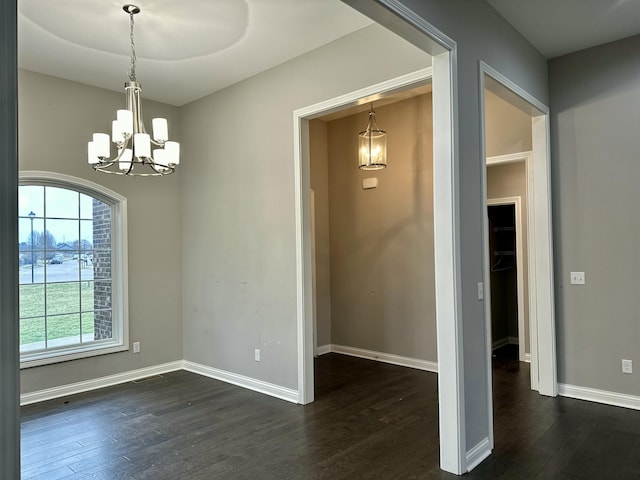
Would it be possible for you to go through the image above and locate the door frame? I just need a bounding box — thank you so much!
[310,188,318,356]
[294,55,466,472]
[486,197,526,362]
[294,65,434,401]
[480,61,557,397]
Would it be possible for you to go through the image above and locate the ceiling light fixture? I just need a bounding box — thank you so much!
[358,103,387,170]
[87,4,180,176]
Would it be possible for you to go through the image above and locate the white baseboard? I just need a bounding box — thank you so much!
[492,337,519,350]
[20,361,183,406]
[466,437,491,472]
[183,360,299,404]
[21,359,299,407]
[316,344,332,356]
[329,344,438,373]
[492,337,508,350]
[524,353,531,363]
[558,383,640,411]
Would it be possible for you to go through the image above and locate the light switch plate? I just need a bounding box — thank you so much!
[570,272,585,285]
[477,282,484,300]
[362,177,378,189]
[622,359,633,374]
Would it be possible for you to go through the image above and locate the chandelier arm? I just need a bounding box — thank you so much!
[96,137,130,164]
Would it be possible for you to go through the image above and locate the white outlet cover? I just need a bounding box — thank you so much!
[570,272,585,285]
[622,359,633,374]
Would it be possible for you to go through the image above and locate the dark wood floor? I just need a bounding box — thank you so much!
[21,349,640,479]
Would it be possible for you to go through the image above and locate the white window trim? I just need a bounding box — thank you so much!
[18,171,129,368]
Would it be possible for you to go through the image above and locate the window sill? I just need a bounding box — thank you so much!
[20,341,128,369]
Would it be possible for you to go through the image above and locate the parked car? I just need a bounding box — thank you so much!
[50,254,64,264]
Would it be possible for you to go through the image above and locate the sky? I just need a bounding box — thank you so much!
[18,185,97,246]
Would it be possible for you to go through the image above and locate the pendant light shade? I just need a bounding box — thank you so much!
[358,104,387,170]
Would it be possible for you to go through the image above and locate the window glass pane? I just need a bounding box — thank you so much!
[18,177,121,365]
[81,281,94,312]
[81,312,95,341]
[92,310,112,341]
[80,193,93,219]
[93,251,111,280]
[19,217,44,250]
[46,219,78,250]
[45,251,79,283]
[19,253,44,285]
[20,317,46,352]
[94,280,112,310]
[46,282,80,316]
[19,284,45,318]
[91,202,111,249]
[18,185,44,218]
[45,187,79,219]
[80,256,95,280]
[80,220,94,251]
[47,314,81,346]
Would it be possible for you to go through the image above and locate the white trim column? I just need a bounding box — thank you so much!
[531,115,557,397]
[0,0,20,478]
[432,49,466,474]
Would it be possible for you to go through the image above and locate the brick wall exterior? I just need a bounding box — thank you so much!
[92,199,112,340]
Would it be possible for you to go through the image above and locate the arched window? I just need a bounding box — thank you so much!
[18,171,128,368]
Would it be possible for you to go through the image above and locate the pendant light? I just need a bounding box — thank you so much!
[358,104,387,170]
[87,5,180,176]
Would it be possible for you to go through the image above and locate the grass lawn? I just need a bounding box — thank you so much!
[19,282,96,345]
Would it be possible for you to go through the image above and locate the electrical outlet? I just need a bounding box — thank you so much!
[477,282,484,300]
[133,341,140,354]
[622,359,633,374]
[254,349,260,362]
[570,272,585,285]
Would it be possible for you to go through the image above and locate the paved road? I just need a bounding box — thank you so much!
[19,260,94,284]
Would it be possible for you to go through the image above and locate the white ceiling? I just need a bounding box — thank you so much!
[487,0,640,59]
[18,0,373,106]
[20,0,640,108]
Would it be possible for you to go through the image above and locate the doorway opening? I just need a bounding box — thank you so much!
[487,200,525,363]
[309,82,436,387]
[480,63,557,398]
[294,65,435,399]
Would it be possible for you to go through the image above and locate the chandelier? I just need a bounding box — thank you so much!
[358,104,387,170]
[87,4,180,176]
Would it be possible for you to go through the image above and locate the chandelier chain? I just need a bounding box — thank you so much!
[127,11,137,81]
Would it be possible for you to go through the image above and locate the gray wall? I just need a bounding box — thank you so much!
[322,94,436,361]
[353,0,548,451]
[18,70,183,393]
[179,24,430,390]
[550,35,640,396]
[487,162,529,354]
[309,120,332,348]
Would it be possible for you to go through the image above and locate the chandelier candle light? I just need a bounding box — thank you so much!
[88,4,180,176]
[358,103,387,170]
